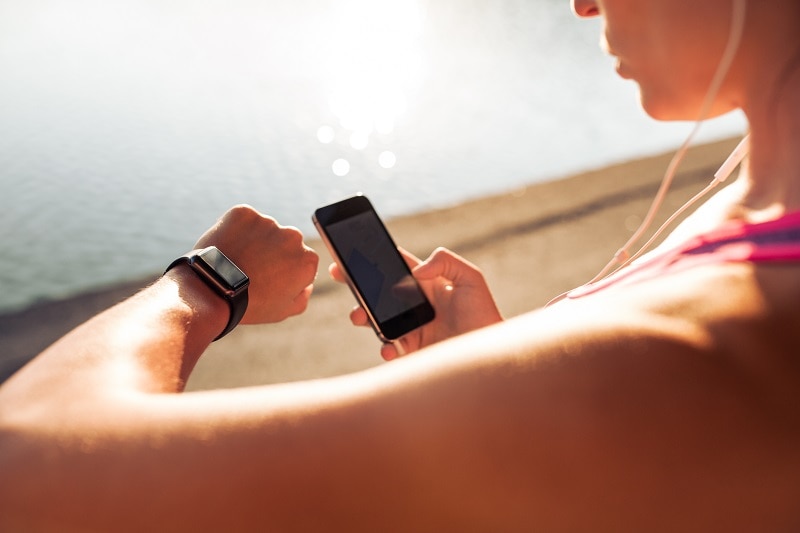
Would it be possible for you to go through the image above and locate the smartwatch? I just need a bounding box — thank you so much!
[165,246,250,341]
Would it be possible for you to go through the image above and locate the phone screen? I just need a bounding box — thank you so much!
[314,195,435,341]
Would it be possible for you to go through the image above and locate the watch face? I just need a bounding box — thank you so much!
[197,247,249,291]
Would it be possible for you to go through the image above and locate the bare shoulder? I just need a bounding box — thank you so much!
[618,259,800,361]
[411,260,800,530]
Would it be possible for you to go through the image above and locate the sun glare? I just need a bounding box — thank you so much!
[378,151,397,169]
[332,158,351,177]
[317,125,336,144]
[318,0,424,176]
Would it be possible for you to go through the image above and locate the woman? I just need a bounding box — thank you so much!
[2,0,799,530]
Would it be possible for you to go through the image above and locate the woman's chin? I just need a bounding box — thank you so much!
[637,91,694,122]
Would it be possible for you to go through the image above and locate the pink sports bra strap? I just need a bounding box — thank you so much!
[567,209,800,299]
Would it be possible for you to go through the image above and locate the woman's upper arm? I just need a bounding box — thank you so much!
[0,302,769,531]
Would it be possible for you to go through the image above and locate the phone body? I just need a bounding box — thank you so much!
[313,195,435,342]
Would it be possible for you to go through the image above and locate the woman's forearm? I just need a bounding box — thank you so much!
[1,266,228,402]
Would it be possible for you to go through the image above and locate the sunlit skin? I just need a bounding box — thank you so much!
[2,1,800,531]
[574,0,739,120]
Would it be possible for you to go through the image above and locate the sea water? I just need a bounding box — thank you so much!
[0,0,745,312]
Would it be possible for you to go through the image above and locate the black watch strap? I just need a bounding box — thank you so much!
[165,246,250,341]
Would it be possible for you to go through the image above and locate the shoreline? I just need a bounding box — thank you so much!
[0,137,742,386]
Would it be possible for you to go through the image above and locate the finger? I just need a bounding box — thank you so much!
[380,343,399,361]
[397,247,423,270]
[299,283,315,302]
[380,336,412,361]
[349,306,369,327]
[328,262,347,283]
[288,284,315,316]
[413,247,483,284]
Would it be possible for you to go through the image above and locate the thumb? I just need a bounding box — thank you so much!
[413,247,483,285]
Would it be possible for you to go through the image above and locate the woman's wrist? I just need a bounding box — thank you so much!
[162,265,230,344]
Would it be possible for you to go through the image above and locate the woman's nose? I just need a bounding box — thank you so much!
[571,0,600,18]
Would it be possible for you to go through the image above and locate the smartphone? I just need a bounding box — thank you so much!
[313,195,435,342]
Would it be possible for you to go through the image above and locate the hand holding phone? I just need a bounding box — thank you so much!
[332,244,505,361]
[313,195,435,342]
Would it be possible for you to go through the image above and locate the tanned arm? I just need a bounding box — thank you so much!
[1,208,795,531]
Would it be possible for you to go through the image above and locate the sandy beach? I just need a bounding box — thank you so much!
[0,137,742,388]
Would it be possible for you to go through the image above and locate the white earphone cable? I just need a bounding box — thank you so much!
[547,0,748,306]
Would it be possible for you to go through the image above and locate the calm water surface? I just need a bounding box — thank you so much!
[0,0,745,312]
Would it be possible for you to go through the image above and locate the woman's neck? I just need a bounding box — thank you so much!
[735,48,800,218]
[738,130,800,218]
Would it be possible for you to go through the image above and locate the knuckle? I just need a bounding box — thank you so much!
[306,251,320,272]
[262,215,280,229]
[228,204,258,220]
[432,247,454,261]
[282,225,304,243]
[293,297,310,315]
[304,260,319,283]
